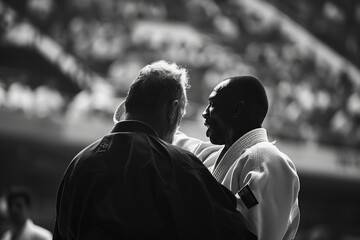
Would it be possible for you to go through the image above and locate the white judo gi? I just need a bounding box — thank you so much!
[173,128,300,240]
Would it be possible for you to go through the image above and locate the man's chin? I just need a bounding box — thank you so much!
[207,128,224,145]
[206,128,216,143]
[206,127,215,140]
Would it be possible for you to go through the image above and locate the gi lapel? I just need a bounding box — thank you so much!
[212,128,269,183]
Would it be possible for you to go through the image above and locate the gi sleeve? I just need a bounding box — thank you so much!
[173,131,222,162]
[235,148,300,240]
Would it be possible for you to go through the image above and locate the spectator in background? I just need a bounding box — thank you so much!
[2,187,52,240]
[54,60,255,240]
[170,76,300,240]
[0,195,9,240]
[0,81,6,109]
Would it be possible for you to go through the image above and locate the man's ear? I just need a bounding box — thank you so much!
[233,100,245,118]
[167,100,179,123]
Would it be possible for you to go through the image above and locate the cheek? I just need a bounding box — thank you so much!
[215,121,228,136]
[211,111,227,127]
[211,112,233,138]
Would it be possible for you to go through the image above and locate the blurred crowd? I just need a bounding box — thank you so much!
[249,42,360,148]
[1,1,360,239]
[267,0,360,69]
[1,0,359,149]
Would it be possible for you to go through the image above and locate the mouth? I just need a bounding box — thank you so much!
[204,120,211,137]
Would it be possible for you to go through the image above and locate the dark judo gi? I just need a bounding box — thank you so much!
[53,121,256,240]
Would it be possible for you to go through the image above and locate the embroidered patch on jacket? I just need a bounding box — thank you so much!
[97,139,110,153]
[236,184,259,209]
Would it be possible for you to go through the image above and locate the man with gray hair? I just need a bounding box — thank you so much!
[54,61,255,240]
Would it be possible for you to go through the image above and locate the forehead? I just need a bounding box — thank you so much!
[209,80,231,101]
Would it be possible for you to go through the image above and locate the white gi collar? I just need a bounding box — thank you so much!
[212,128,269,182]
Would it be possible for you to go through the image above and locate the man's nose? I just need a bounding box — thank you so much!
[202,107,208,119]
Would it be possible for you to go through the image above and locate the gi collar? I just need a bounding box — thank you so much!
[111,120,159,138]
[212,128,269,182]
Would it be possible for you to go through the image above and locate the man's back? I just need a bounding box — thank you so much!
[53,121,255,240]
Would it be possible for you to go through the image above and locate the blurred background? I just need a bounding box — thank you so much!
[0,0,359,239]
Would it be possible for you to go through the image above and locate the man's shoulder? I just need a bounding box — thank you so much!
[249,141,297,171]
[66,139,103,169]
[252,141,286,156]
[164,142,205,168]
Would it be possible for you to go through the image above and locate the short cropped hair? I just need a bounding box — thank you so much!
[6,187,32,208]
[227,75,268,124]
[125,60,190,115]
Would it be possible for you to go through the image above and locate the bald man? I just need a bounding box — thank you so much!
[173,76,300,240]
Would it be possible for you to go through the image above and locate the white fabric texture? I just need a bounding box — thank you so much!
[173,128,300,240]
[1,219,52,240]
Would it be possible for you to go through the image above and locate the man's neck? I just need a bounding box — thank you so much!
[214,147,228,168]
[228,124,261,148]
[124,113,167,141]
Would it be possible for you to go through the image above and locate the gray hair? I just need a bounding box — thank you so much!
[125,60,190,115]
